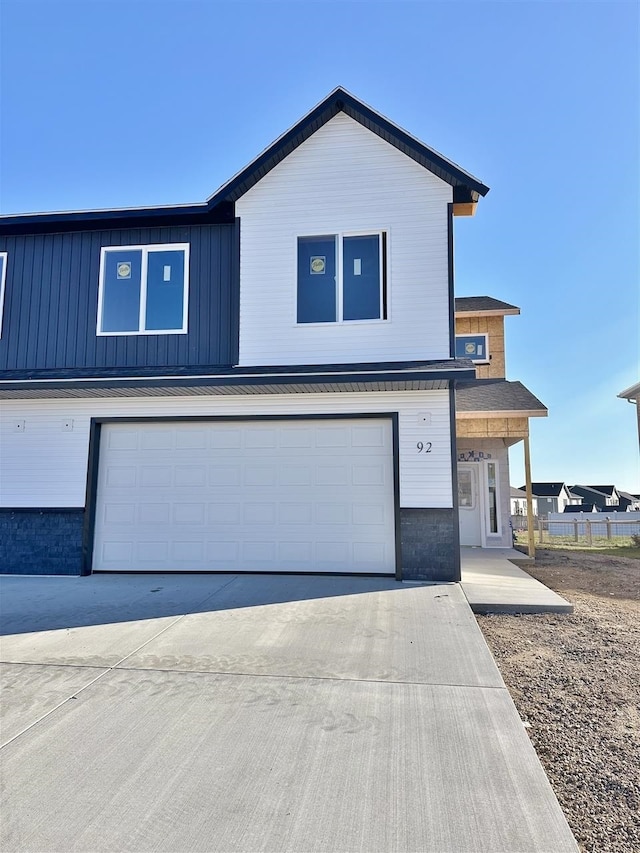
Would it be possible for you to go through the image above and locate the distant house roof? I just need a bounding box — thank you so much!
[618,381,640,402]
[569,485,610,505]
[523,483,568,497]
[563,504,597,513]
[619,491,639,503]
[454,297,520,316]
[455,379,547,416]
[510,487,528,498]
[585,485,618,496]
[0,87,489,236]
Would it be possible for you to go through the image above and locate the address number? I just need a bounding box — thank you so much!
[417,441,432,453]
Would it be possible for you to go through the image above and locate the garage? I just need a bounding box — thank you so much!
[92,417,397,574]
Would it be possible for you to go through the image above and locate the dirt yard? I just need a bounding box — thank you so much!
[478,549,640,853]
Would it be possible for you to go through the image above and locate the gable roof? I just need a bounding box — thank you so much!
[585,485,619,496]
[455,296,520,316]
[523,483,568,497]
[569,485,610,503]
[510,487,529,498]
[0,87,489,236]
[206,87,490,208]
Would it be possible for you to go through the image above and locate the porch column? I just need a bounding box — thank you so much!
[523,433,536,558]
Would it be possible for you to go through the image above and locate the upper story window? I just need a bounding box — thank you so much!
[0,252,7,339]
[97,243,189,335]
[455,333,489,363]
[297,232,387,324]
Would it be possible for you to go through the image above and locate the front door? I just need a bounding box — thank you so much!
[458,464,482,546]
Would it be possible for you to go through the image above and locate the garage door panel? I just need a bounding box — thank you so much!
[93,419,395,574]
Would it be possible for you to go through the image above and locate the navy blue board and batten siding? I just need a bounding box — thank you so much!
[0,223,239,371]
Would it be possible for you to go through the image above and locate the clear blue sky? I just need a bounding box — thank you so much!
[1,0,638,491]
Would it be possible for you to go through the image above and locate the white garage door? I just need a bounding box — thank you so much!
[93,418,396,574]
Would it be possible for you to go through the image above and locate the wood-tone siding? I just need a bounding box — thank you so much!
[0,224,238,370]
[236,113,453,366]
[456,416,529,439]
[455,315,505,378]
[0,390,453,509]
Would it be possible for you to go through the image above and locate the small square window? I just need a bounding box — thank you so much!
[0,252,7,339]
[297,232,387,324]
[455,334,489,363]
[97,243,189,335]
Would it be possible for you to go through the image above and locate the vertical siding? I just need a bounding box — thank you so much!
[236,113,453,366]
[0,224,238,370]
[0,390,453,509]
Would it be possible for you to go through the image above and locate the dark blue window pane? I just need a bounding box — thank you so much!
[343,235,381,320]
[101,250,142,332]
[297,236,336,323]
[455,335,487,360]
[145,250,185,331]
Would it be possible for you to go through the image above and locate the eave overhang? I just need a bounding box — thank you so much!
[455,379,548,418]
[0,360,476,400]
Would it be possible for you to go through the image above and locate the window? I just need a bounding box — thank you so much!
[297,232,387,324]
[0,252,7,339]
[97,243,189,335]
[457,469,474,508]
[486,461,500,534]
[455,334,489,363]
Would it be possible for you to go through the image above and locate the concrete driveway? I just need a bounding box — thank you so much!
[0,573,577,853]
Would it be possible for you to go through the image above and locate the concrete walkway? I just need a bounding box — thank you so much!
[0,573,577,852]
[460,547,574,614]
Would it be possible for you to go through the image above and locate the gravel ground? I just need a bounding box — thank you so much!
[477,549,640,853]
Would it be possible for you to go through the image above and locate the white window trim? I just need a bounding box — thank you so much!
[0,252,7,339]
[295,230,389,326]
[97,243,190,336]
[455,332,489,364]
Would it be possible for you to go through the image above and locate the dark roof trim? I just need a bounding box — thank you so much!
[0,360,476,396]
[1,88,488,236]
[0,202,235,237]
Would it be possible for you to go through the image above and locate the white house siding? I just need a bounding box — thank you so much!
[0,389,453,509]
[236,113,453,366]
[456,439,512,548]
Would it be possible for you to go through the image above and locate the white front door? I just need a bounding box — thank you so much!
[458,464,482,546]
[93,418,396,574]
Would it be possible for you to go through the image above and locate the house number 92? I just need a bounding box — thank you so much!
[416,441,432,453]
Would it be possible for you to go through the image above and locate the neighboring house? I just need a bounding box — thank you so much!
[525,483,575,516]
[510,487,537,516]
[570,485,618,511]
[618,491,640,511]
[618,381,640,450]
[0,87,492,579]
[455,298,547,548]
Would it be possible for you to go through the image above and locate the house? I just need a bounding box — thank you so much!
[0,88,493,580]
[570,485,620,510]
[618,491,640,511]
[454,298,547,549]
[524,483,575,516]
[510,487,537,516]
